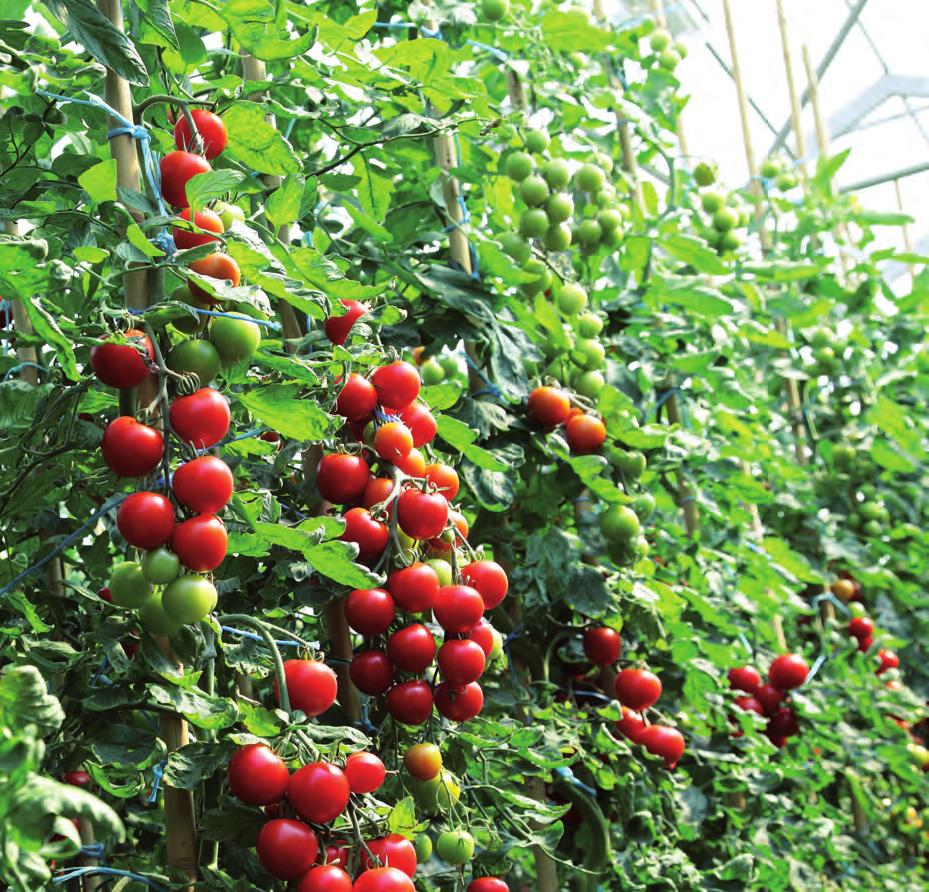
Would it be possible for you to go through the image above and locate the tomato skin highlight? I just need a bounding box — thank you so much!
[169,388,230,448]
[101,416,164,477]
[117,492,175,549]
[345,588,396,636]
[324,298,368,345]
[434,681,484,722]
[227,743,289,805]
[768,653,809,691]
[614,668,662,711]
[300,865,352,892]
[344,752,386,794]
[528,386,571,426]
[171,514,227,572]
[160,150,211,209]
[460,560,508,610]
[91,329,153,389]
[316,453,371,505]
[171,455,233,514]
[288,762,350,824]
[385,680,434,725]
[371,361,421,409]
[277,659,338,717]
[350,650,394,695]
[173,109,228,159]
[256,818,318,880]
[566,414,607,453]
[387,562,439,612]
[583,627,621,665]
[173,207,224,250]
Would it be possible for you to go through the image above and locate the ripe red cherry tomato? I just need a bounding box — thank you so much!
[173,207,224,250]
[299,865,352,892]
[469,618,496,658]
[638,725,685,769]
[173,109,228,159]
[171,455,233,513]
[767,706,800,738]
[876,649,899,675]
[528,386,571,426]
[169,388,230,448]
[362,477,395,514]
[754,683,784,715]
[344,752,386,794]
[615,706,646,742]
[91,329,153,389]
[256,818,318,880]
[350,650,394,695]
[566,414,607,454]
[386,624,435,673]
[385,679,433,725]
[727,665,761,695]
[325,842,350,868]
[768,653,808,691]
[403,743,441,780]
[288,762,350,824]
[189,253,241,302]
[434,681,484,722]
[423,462,459,500]
[337,372,377,419]
[117,491,175,549]
[433,585,484,633]
[361,834,417,877]
[277,659,338,717]
[387,562,439,612]
[344,588,396,636]
[734,695,764,715]
[460,560,508,610]
[340,508,389,562]
[101,416,163,477]
[353,867,415,892]
[397,488,449,541]
[172,514,227,571]
[468,879,509,892]
[63,770,91,787]
[614,668,662,711]
[858,634,873,653]
[394,447,425,477]
[160,150,211,209]
[374,422,413,462]
[317,453,371,505]
[848,616,874,641]
[227,743,289,805]
[371,361,421,409]
[582,627,621,665]
[438,639,486,685]
[398,403,436,447]
[324,298,368,345]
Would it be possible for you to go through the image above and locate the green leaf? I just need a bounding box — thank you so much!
[127,222,165,258]
[223,0,317,60]
[436,416,509,472]
[185,169,247,213]
[165,742,229,789]
[17,297,79,381]
[352,156,393,221]
[77,159,117,203]
[265,175,306,230]
[306,541,381,588]
[386,796,418,836]
[136,0,179,49]
[541,9,612,52]
[148,684,239,731]
[660,233,728,275]
[237,384,331,441]
[0,665,64,737]
[223,102,301,175]
[743,261,825,281]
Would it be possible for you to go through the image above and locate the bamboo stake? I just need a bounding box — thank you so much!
[649,0,689,157]
[774,0,807,183]
[434,134,472,275]
[893,179,915,287]
[96,2,197,885]
[802,45,829,158]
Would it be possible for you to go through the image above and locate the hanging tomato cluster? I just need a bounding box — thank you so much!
[728,653,810,747]
[610,664,685,770]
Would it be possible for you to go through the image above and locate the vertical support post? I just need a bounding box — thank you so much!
[893,178,915,286]
[775,0,808,182]
[649,0,689,156]
[433,133,472,275]
[802,45,829,157]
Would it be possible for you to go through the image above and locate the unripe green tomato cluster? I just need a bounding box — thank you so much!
[645,27,683,71]
[697,180,750,255]
[759,155,798,191]
[599,503,649,566]
[419,353,468,388]
[849,496,889,538]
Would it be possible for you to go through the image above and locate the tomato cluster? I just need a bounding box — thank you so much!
[613,666,685,769]
[728,653,809,747]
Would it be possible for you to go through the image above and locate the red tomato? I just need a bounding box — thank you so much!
[324,299,368,345]
[171,455,233,513]
[582,627,621,666]
[362,477,395,513]
[754,683,784,715]
[325,842,350,868]
[877,649,899,675]
[434,681,484,722]
[460,560,508,610]
[433,585,484,633]
[469,618,496,658]
[256,818,318,880]
[344,752,386,794]
[300,865,352,892]
[468,879,509,892]
[227,743,289,805]
[615,706,646,742]
[423,462,459,500]
[614,668,662,711]
[766,706,800,738]
[350,650,394,695]
[398,403,436,447]
[362,834,417,877]
[403,743,441,780]
[317,453,371,505]
[345,588,396,636]
[172,514,227,571]
[189,253,241,302]
[353,867,415,892]
[438,639,486,685]
[101,416,163,477]
[727,665,761,695]
[394,447,426,477]
[397,488,449,540]
[734,695,764,715]
[160,150,211,209]
[169,388,230,448]
[337,372,377,419]
[374,422,413,462]
[848,616,874,641]
[387,562,439,612]
[385,680,433,725]
[527,386,570,426]
[566,414,606,454]
[427,510,469,553]
[371,361,420,409]
[341,508,389,562]
[91,329,153,389]
[98,587,112,603]
[63,770,91,787]
[173,109,228,159]
[288,763,350,824]
[386,624,435,673]
[117,491,175,548]
[768,653,808,691]
[638,725,685,769]
[173,207,224,250]
[278,659,338,717]
[858,634,873,653]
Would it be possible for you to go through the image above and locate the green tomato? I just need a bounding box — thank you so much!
[162,574,218,625]
[594,187,616,209]
[520,208,550,239]
[575,163,605,194]
[693,161,716,186]
[700,191,725,214]
[649,28,672,52]
[658,49,680,70]
[557,283,588,315]
[909,743,929,769]
[413,770,461,813]
[489,627,504,660]
[520,259,552,296]
[577,312,603,338]
[776,171,797,191]
[858,501,884,522]
[439,355,464,378]
[712,207,739,232]
[170,284,209,334]
[635,536,650,558]
[520,175,550,207]
[525,128,550,154]
[543,223,572,252]
[673,41,688,59]
[719,230,741,252]
[542,158,571,190]
[575,369,605,399]
[593,151,613,173]
[505,151,533,181]
[574,338,605,369]
[436,829,475,865]
[166,338,221,386]
[141,548,180,585]
[109,561,153,608]
[426,558,453,587]
[137,590,183,636]
[601,505,641,542]
[210,315,261,364]
[759,158,781,179]
[632,492,656,518]
[414,834,433,862]
[606,536,637,567]
[420,358,446,385]
[216,201,246,229]
[597,208,623,232]
[577,218,603,246]
[499,231,531,263]
[862,519,882,538]
[612,448,647,478]
[480,0,509,21]
[545,192,574,224]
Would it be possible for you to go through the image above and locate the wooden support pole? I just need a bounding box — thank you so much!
[775,0,808,182]
[434,134,472,275]
[96,2,197,886]
[802,45,829,158]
